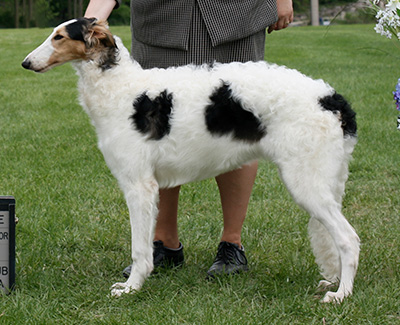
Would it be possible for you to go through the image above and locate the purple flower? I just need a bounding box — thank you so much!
[393,78,400,111]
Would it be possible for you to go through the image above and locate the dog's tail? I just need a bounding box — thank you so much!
[308,217,340,283]
[319,92,357,138]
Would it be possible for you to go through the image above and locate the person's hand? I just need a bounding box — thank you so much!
[84,0,116,21]
[268,0,294,33]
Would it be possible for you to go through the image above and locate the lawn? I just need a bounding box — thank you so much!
[0,24,399,323]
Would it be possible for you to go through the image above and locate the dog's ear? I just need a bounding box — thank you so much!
[83,18,118,70]
[85,19,116,49]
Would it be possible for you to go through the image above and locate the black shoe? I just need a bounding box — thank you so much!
[123,240,184,278]
[206,241,249,278]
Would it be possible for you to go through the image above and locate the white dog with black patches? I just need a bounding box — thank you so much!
[22,18,360,303]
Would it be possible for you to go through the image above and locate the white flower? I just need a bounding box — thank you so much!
[373,1,400,40]
[386,0,400,11]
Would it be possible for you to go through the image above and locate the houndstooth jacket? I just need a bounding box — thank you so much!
[115,0,277,50]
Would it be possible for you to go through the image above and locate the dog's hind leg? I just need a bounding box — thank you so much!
[111,178,159,297]
[308,217,340,286]
[308,206,359,303]
[277,144,359,303]
[307,137,358,296]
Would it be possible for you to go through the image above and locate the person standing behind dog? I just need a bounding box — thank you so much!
[85,0,293,278]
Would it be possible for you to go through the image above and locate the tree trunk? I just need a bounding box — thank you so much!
[14,0,20,28]
[68,0,72,19]
[78,0,83,17]
[22,0,27,28]
[28,0,33,27]
[310,0,319,26]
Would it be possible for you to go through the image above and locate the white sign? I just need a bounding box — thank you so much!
[0,211,10,293]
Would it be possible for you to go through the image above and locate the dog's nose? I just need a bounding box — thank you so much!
[21,60,31,70]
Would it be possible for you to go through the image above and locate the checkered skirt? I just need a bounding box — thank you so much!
[129,1,275,68]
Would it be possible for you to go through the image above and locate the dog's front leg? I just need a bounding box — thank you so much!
[111,178,159,297]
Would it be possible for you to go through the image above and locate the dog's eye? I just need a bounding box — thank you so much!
[53,34,64,41]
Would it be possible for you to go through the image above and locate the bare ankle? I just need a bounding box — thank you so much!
[220,235,241,248]
[154,237,180,249]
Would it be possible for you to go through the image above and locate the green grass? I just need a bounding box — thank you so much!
[0,24,399,323]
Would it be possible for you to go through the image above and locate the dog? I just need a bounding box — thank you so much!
[22,18,360,303]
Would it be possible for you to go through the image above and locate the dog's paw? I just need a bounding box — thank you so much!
[317,280,337,291]
[321,291,345,303]
[110,282,137,297]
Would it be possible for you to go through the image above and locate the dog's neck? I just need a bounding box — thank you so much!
[72,38,144,124]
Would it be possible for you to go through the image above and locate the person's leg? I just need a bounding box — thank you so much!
[155,161,257,250]
[151,187,184,269]
[207,161,258,277]
[216,161,258,247]
[154,186,181,249]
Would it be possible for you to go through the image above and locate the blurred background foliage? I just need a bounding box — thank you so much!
[0,0,373,29]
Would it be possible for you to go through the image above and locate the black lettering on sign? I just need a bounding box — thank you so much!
[0,214,4,225]
[1,267,8,276]
[0,232,8,240]
[0,279,4,288]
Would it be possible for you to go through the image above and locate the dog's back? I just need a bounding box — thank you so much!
[127,61,351,188]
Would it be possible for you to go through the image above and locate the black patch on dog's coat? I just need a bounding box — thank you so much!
[319,93,357,137]
[65,18,94,42]
[205,83,266,142]
[131,90,173,140]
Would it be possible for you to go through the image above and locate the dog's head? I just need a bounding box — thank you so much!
[22,18,117,73]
